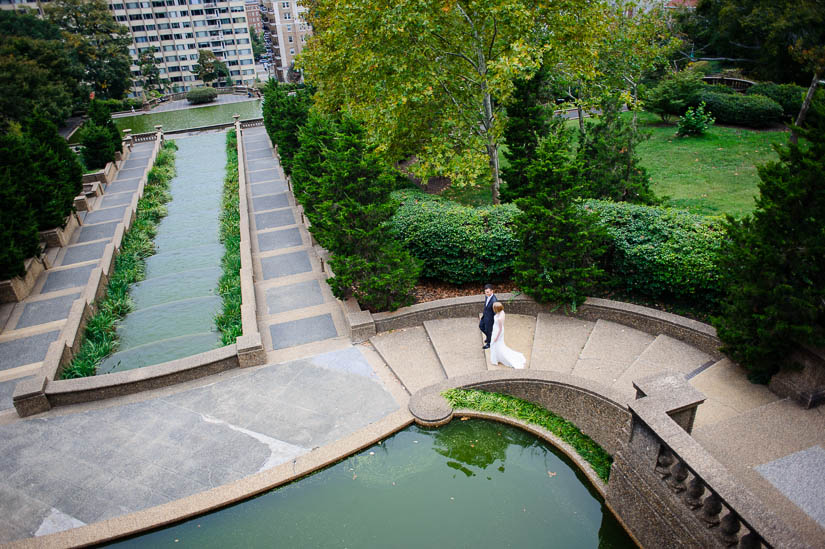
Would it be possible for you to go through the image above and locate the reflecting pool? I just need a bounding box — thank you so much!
[110,419,636,548]
[112,100,262,136]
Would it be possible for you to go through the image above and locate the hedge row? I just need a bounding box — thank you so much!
[699,91,783,128]
[389,189,726,304]
[390,189,520,284]
[745,83,805,119]
[584,200,726,304]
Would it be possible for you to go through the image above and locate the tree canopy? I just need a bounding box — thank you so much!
[194,49,231,86]
[299,0,606,204]
[46,0,133,99]
[0,11,84,127]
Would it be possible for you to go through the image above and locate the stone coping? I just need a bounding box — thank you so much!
[6,409,415,548]
[349,291,723,358]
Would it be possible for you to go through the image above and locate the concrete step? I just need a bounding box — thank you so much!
[689,358,780,430]
[612,334,714,400]
[423,318,487,378]
[486,314,536,370]
[571,319,655,387]
[530,314,595,374]
[370,326,446,395]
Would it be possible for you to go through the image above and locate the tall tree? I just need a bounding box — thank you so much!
[139,47,161,94]
[500,64,553,203]
[250,29,265,62]
[712,97,825,383]
[46,0,132,99]
[0,11,84,127]
[680,0,825,85]
[300,0,605,204]
[194,49,230,86]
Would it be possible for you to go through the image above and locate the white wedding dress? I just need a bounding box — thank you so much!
[489,312,526,369]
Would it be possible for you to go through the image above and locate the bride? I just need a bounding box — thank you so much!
[489,302,526,369]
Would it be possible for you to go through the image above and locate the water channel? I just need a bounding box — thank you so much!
[99,131,227,373]
[110,419,636,548]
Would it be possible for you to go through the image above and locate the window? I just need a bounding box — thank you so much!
[193,20,207,26]
[282,12,290,19]
[287,35,292,43]
[289,47,294,55]
[129,13,142,20]
[240,58,252,65]
[281,1,288,7]
[286,24,291,32]
[164,55,176,61]
[146,24,155,29]
[131,24,145,30]
[162,44,175,50]
[135,36,148,42]
[157,22,170,29]
[117,15,127,21]
[160,34,173,40]
[190,8,203,14]
[176,43,187,50]
[112,3,124,9]
[230,69,240,75]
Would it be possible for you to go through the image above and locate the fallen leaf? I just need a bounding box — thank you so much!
[548,471,557,477]
[460,417,470,421]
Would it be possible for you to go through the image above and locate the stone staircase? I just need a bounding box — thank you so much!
[369,314,780,429]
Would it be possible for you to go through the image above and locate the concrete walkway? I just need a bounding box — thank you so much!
[0,125,822,546]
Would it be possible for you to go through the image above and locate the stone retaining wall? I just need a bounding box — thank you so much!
[408,370,804,549]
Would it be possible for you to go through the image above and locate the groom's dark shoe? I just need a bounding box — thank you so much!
[482,344,490,349]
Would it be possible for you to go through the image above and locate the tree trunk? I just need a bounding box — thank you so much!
[486,140,501,205]
[577,104,585,135]
[791,70,822,145]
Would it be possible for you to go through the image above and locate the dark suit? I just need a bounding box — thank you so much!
[479,294,498,346]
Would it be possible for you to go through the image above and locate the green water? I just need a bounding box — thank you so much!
[112,100,262,135]
[110,419,636,548]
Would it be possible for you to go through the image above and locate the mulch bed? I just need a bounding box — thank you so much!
[412,279,520,303]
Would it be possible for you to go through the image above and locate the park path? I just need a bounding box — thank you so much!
[370,314,825,544]
[0,142,158,412]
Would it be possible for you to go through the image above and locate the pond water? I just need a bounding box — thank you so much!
[109,419,636,548]
[98,131,226,373]
[112,100,262,136]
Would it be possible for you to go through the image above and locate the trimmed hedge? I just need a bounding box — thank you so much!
[699,91,783,128]
[186,87,218,104]
[584,199,726,304]
[745,83,805,119]
[390,189,519,284]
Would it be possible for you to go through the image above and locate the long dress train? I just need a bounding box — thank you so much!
[489,312,526,369]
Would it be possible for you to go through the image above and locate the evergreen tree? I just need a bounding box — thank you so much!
[500,65,553,203]
[578,97,656,204]
[291,112,420,311]
[712,100,825,383]
[513,133,607,309]
[25,113,83,229]
[80,123,116,170]
[87,99,122,155]
[261,82,312,176]
[0,132,41,279]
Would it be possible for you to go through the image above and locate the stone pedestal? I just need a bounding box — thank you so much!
[0,256,47,303]
[40,212,81,248]
[770,346,825,408]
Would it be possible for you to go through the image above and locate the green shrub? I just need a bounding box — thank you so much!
[644,70,705,122]
[585,200,726,305]
[677,101,715,137]
[746,83,805,119]
[699,91,783,128]
[215,130,241,345]
[327,243,421,312]
[702,84,736,95]
[186,87,218,104]
[261,82,312,176]
[390,189,520,284]
[80,122,116,170]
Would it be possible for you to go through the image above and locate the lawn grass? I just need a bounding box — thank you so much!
[634,111,789,218]
[61,141,177,378]
[214,130,242,345]
[442,388,613,482]
[437,112,788,219]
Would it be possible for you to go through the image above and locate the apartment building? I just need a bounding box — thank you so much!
[244,0,260,34]
[0,0,257,95]
[259,0,310,82]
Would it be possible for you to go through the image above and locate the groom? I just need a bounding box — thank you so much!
[479,284,497,349]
